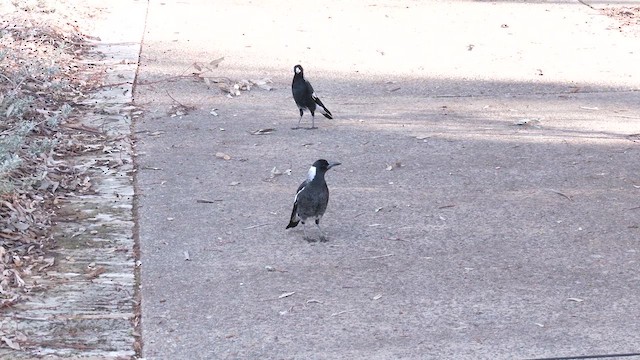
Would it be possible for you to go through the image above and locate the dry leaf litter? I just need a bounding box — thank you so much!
[0,1,123,350]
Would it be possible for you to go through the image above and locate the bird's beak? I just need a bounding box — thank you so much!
[327,161,341,169]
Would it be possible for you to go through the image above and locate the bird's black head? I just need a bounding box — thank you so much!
[307,159,340,181]
[313,159,341,172]
[294,65,304,75]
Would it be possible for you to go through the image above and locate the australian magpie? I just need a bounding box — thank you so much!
[291,65,333,129]
[286,159,341,242]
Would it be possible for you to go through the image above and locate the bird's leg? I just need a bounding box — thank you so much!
[302,222,316,242]
[292,110,303,130]
[308,114,317,130]
[315,220,326,242]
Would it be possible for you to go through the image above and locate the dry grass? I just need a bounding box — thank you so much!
[0,0,104,324]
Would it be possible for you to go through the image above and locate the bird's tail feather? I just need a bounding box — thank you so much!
[314,97,333,119]
[287,204,300,229]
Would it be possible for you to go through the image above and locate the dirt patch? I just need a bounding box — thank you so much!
[601,6,640,33]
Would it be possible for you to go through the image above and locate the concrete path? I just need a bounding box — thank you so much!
[134,1,640,359]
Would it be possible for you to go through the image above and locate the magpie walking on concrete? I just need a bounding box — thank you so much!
[291,65,333,130]
[286,159,341,242]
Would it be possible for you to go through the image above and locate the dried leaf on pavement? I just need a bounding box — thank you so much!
[386,162,403,171]
[278,291,296,299]
[209,57,225,68]
[215,152,231,160]
[1,336,21,351]
[251,78,274,91]
[37,257,55,272]
[250,128,275,135]
[513,118,542,127]
[85,266,106,280]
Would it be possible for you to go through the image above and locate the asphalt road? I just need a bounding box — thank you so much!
[134,1,640,359]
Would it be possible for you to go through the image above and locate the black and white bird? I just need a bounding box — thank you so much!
[291,64,333,129]
[286,159,341,242]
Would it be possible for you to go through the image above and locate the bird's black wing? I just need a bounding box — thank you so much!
[307,80,333,119]
[286,180,308,229]
[304,78,315,94]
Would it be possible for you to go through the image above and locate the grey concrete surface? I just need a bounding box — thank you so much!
[134,1,640,359]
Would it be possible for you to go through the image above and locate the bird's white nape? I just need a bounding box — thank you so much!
[307,166,317,181]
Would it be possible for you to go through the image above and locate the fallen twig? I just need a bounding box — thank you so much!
[438,204,456,209]
[196,199,223,203]
[0,295,22,309]
[0,72,16,86]
[385,237,408,242]
[359,254,394,260]
[261,291,295,301]
[165,90,188,108]
[331,309,355,317]
[577,0,599,10]
[244,223,271,230]
[549,189,573,201]
[61,123,103,134]
[85,266,106,280]
[11,315,51,321]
